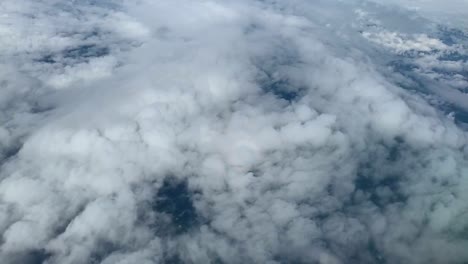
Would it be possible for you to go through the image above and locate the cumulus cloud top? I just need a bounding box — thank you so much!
[0,1,468,264]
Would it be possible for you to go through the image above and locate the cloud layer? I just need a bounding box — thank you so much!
[0,1,468,263]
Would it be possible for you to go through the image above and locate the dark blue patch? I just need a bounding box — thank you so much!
[152,178,198,234]
[440,103,468,126]
[436,26,468,46]
[164,254,185,264]
[253,42,305,102]
[30,103,55,114]
[63,44,110,60]
[1,143,22,166]
[243,23,262,35]
[386,136,405,162]
[273,257,309,264]
[88,240,118,264]
[388,60,419,73]
[364,240,386,264]
[330,239,386,264]
[164,253,223,264]
[263,79,301,102]
[454,110,468,124]
[10,249,52,264]
[36,44,110,65]
[353,140,408,208]
[354,171,405,208]
[35,54,57,64]
[3,145,21,160]
[438,51,468,62]
[256,65,304,102]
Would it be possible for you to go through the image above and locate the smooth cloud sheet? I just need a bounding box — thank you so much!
[0,0,468,264]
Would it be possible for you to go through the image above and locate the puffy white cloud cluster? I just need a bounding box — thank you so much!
[0,0,468,264]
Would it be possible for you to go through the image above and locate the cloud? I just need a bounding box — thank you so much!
[367,0,468,24]
[0,0,468,264]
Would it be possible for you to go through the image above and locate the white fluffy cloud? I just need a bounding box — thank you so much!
[0,0,468,264]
